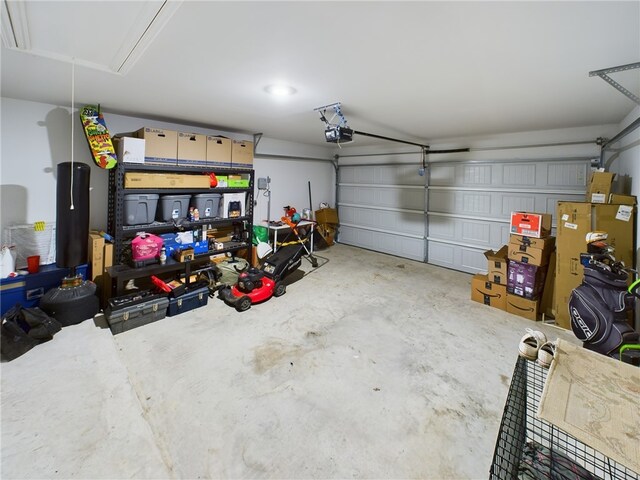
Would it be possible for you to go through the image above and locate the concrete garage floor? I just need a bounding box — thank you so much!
[1,243,576,479]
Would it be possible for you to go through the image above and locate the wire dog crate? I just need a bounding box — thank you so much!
[490,356,639,480]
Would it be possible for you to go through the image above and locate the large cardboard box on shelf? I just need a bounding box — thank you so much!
[177,132,207,166]
[134,127,177,165]
[124,172,210,189]
[506,294,539,321]
[507,235,555,267]
[553,201,636,329]
[88,232,105,281]
[586,171,615,204]
[484,245,508,285]
[471,274,507,310]
[231,140,253,167]
[509,212,552,238]
[206,136,232,167]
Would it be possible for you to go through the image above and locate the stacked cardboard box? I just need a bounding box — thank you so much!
[471,246,509,310]
[115,127,252,168]
[88,232,114,307]
[506,212,555,321]
[473,212,555,320]
[553,193,636,329]
[314,207,339,246]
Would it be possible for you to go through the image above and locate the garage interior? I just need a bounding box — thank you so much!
[1,2,639,480]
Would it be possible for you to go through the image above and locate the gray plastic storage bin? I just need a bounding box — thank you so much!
[158,194,191,221]
[191,193,222,218]
[124,193,159,225]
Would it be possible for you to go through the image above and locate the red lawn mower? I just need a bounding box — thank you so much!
[218,218,317,311]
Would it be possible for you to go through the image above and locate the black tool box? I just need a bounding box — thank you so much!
[104,290,169,334]
[167,284,209,317]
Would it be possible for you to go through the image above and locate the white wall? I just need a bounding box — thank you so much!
[0,97,335,237]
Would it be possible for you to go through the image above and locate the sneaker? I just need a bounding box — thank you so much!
[518,328,547,361]
[537,341,557,368]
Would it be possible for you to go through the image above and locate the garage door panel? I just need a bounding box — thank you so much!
[501,194,536,216]
[339,225,424,261]
[429,217,509,249]
[340,206,424,235]
[546,163,588,188]
[428,241,486,273]
[339,185,423,210]
[502,164,536,186]
[427,158,589,272]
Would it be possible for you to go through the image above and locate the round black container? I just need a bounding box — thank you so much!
[40,280,99,327]
[56,162,90,268]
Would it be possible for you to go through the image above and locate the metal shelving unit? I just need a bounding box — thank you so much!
[107,162,254,294]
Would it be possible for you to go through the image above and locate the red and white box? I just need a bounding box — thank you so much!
[509,212,551,238]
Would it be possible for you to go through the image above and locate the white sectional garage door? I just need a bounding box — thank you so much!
[427,159,589,273]
[337,159,589,271]
[338,164,426,261]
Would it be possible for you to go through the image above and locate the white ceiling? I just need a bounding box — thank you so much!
[1,1,639,148]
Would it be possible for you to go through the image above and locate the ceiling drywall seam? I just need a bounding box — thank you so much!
[0,0,29,49]
[110,1,183,75]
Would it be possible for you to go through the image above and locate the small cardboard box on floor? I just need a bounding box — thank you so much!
[553,201,636,329]
[506,294,539,321]
[471,274,506,310]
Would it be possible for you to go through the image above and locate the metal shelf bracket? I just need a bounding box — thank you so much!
[589,62,640,105]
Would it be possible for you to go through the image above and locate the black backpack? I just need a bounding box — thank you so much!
[569,262,638,358]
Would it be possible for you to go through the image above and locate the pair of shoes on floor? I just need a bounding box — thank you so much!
[518,328,557,368]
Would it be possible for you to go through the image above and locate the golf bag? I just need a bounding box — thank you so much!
[568,258,639,358]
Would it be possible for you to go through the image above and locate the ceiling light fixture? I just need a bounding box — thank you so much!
[264,84,297,96]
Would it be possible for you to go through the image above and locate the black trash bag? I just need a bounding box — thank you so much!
[1,305,38,362]
[1,304,63,362]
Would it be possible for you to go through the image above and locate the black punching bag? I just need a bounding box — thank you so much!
[56,162,90,268]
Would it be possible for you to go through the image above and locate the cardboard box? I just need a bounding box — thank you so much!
[88,232,105,281]
[539,250,555,319]
[114,136,145,164]
[507,236,555,267]
[124,172,210,189]
[134,127,177,165]
[227,174,250,188]
[609,194,637,205]
[177,132,207,166]
[586,171,615,204]
[231,140,253,167]
[206,136,232,167]
[508,235,555,250]
[510,212,552,238]
[317,224,336,246]
[553,201,636,329]
[471,274,507,310]
[506,294,539,321]
[507,261,547,300]
[315,208,339,225]
[484,245,509,285]
[222,192,246,219]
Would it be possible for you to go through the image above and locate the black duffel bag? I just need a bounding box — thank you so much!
[569,263,638,357]
[1,304,62,362]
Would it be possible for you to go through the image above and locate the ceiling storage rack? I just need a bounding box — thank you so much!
[107,163,254,295]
